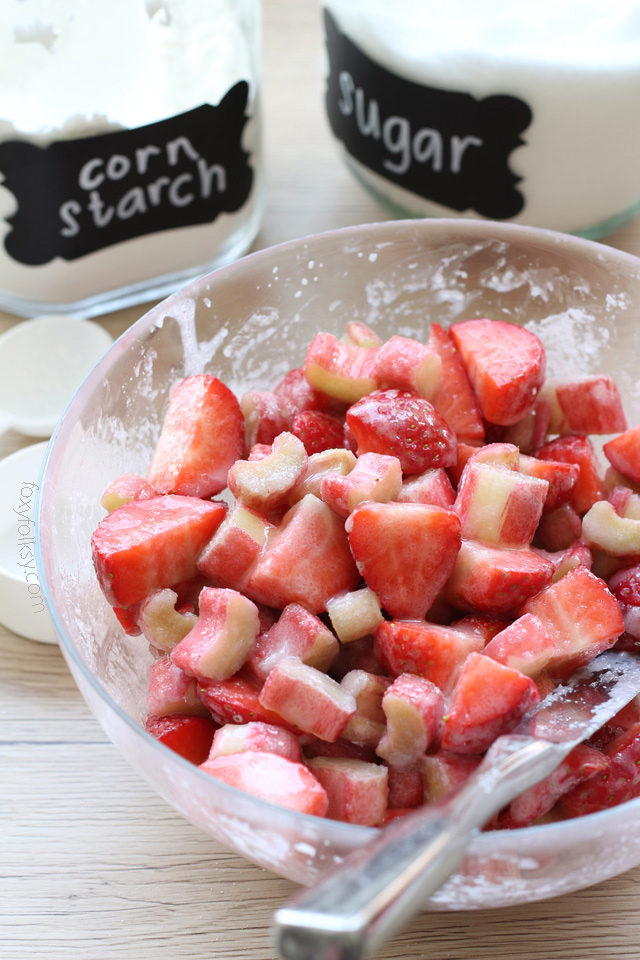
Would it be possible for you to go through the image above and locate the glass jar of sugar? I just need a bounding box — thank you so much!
[0,0,264,317]
[323,0,640,238]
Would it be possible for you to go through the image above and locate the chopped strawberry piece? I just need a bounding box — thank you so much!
[246,494,360,613]
[441,652,540,754]
[290,410,346,455]
[546,376,627,436]
[305,757,388,825]
[604,425,640,486]
[346,388,457,474]
[561,723,640,817]
[91,495,226,607]
[274,366,343,417]
[521,565,624,678]
[200,750,329,816]
[112,604,142,636]
[449,318,546,426]
[147,375,244,497]
[346,501,461,620]
[240,389,291,449]
[147,656,209,717]
[608,563,640,642]
[247,602,339,682]
[321,452,402,519]
[501,743,607,827]
[449,614,506,644]
[374,619,485,694]
[482,612,556,678]
[145,714,218,765]
[533,541,593,582]
[386,764,424,809]
[197,668,300,731]
[518,454,579,513]
[502,397,551,454]
[536,502,584,552]
[421,751,482,802]
[445,540,553,615]
[197,502,273,593]
[398,467,456,508]
[428,323,485,443]
[535,435,606,514]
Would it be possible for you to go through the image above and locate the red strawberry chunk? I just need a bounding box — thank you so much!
[197,668,300,731]
[145,714,218,765]
[305,757,388,825]
[240,389,291,449]
[100,473,161,512]
[374,619,485,694]
[502,397,552,454]
[561,722,640,817]
[91,495,226,607]
[536,502,583,552]
[482,613,556,678]
[398,467,455,508]
[147,375,244,498]
[608,563,640,642]
[147,656,210,717]
[501,743,607,827]
[274,366,343,417]
[290,410,346,455]
[445,540,553,615]
[518,454,579,513]
[371,335,442,400]
[346,389,457,474]
[604,425,640,485]
[321,452,402,519]
[535,435,606,514]
[247,602,339,682]
[521,565,624,679]
[428,323,485,443]
[200,750,329,816]
[421,751,482,802]
[449,318,546,426]
[441,652,540,755]
[346,501,461,620]
[386,764,424,809]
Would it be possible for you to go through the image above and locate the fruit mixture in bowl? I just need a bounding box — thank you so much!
[90,308,640,831]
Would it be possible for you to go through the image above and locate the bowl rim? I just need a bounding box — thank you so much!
[35,216,640,860]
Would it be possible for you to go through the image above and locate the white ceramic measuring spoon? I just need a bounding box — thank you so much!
[0,314,113,437]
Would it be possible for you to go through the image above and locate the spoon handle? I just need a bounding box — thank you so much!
[274,736,564,960]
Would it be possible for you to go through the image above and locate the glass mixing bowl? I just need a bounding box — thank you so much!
[37,219,640,909]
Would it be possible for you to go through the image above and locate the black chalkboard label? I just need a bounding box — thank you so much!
[324,9,532,219]
[0,81,253,266]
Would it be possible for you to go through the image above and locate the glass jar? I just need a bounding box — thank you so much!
[0,0,264,317]
[323,0,640,238]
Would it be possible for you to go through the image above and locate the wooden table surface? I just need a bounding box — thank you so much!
[3,3,640,958]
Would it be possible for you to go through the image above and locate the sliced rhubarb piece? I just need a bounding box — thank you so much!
[421,751,482,802]
[305,756,388,825]
[343,321,382,348]
[397,468,455,507]
[100,473,161,512]
[604,425,640,486]
[582,500,640,558]
[321,452,402,519]
[289,448,356,504]
[246,494,360,613]
[138,588,198,653]
[208,721,302,763]
[91,495,226,608]
[259,659,356,742]
[535,435,606,515]
[170,587,260,683]
[340,670,391,747]
[445,540,553,615]
[274,366,343,417]
[326,587,383,644]
[145,714,217,765]
[147,375,244,497]
[441,652,540,754]
[304,332,378,403]
[247,602,339,682]
[544,376,627,436]
[428,322,485,443]
[533,541,593,582]
[449,318,546,426]
[482,613,556,677]
[346,501,461,620]
[147,656,210,717]
[371,335,442,401]
[374,619,485,694]
[501,744,607,827]
[196,502,273,592]
[386,764,424,809]
[521,564,624,678]
[200,750,329,816]
[228,431,308,514]
[346,389,457,474]
[376,674,444,766]
[454,461,548,548]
